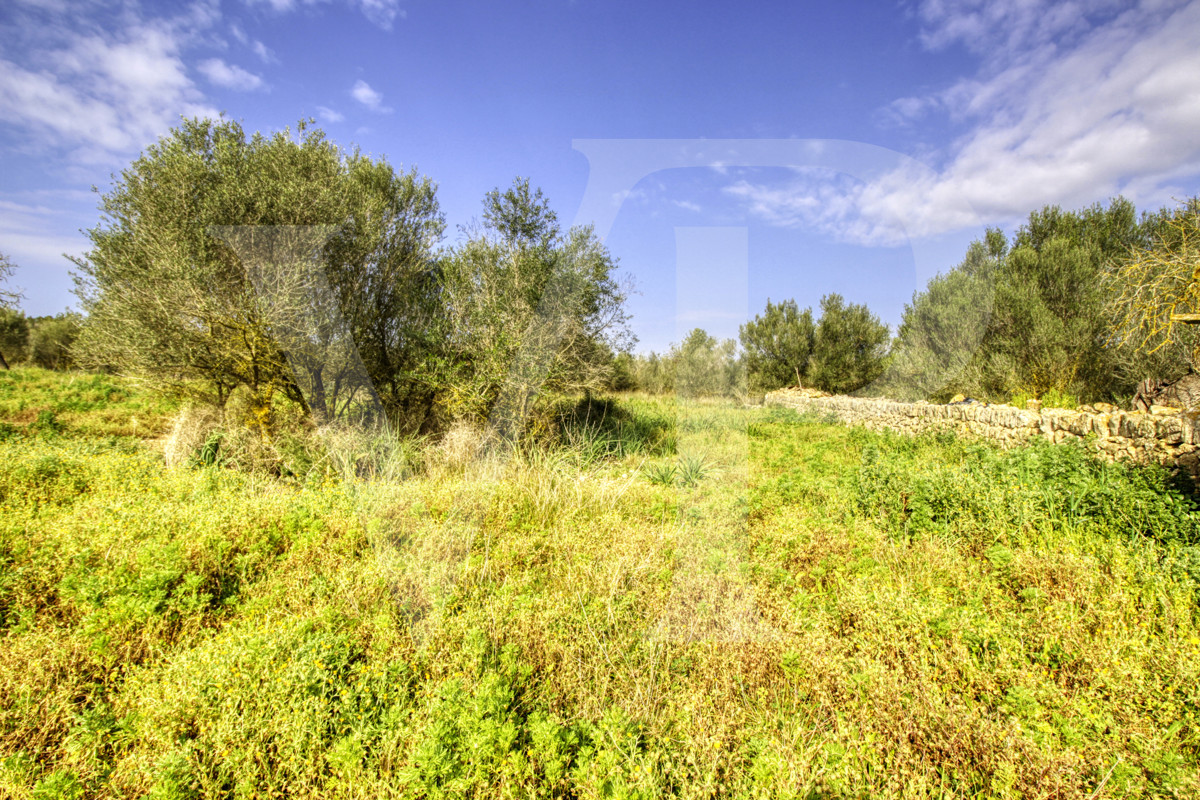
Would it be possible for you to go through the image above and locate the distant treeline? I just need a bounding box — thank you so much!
[0,309,80,372]
[616,197,1200,408]
[610,292,889,398]
[3,115,1199,422]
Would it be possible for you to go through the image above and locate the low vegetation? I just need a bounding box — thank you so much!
[3,119,1200,798]
[1,368,1198,798]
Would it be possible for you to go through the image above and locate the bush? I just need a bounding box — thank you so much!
[855,432,1200,545]
[1010,387,1078,409]
[0,308,28,367]
[27,313,81,371]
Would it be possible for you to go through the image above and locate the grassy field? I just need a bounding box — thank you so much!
[1,367,1198,798]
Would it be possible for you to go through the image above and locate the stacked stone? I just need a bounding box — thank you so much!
[764,388,1200,478]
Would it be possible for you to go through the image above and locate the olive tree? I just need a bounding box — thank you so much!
[28,313,82,370]
[672,327,742,398]
[809,293,890,394]
[876,231,1003,401]
[973,198,1154,402]
[436,178,633,433]
[739,298,814,392]
[0,309,27,369]
[71,118,443,430]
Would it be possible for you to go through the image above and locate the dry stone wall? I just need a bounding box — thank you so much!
[764,388,1200,478]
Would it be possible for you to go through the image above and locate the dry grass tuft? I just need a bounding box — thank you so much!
[430,420,488,475]
[162,404,222,467]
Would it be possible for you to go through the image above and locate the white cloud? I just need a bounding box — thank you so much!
[251,40,277,63]
[242,0,405,30]
[357,0,405,29]
[245,0,301,12]
[10,0,76,11]
[914,0,1126,58]
[187,0,224,30]
[724,170,909,245]
[198,58,266,91]
[611,187,647,207]
[350,79,391,112]
[316,105,344,123]
[731,0,1200,245]
[0,197,91,289]
[351,79,381,107]
[878,94,940,127]
[0,11,222,165]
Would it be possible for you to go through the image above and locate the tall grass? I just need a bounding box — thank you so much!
[0,369,1198,798]
[0,367,177,438]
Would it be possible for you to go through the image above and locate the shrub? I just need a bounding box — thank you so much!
[27,314,81,371]
[855,432,1200,545]
[0,308,28,366]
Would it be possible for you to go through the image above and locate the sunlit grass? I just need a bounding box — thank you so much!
[0,367,178,439]
[0,370,1197,798]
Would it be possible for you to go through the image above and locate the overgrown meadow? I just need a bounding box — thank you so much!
[1,368,1199,798]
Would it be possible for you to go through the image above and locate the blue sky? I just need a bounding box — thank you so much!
[2,0,1200,353]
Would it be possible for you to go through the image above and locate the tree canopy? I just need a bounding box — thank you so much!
[672,328,742,398]
[0,253,21,370]
[809,293,890,395]
[436,178,632,432]
[66,121,1200,418]
[739,298,814,393]
[0,253,19,310]
[877,197,1191,405]
[1107,198,1200,377]
[71,123,632,438]
[878,231,1003,401]
[72,117,444,430]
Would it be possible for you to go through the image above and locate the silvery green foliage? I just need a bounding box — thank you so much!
[740,298,815,393]
[436,178,633,434]
[71,118,443,430]
[809,293,890,395]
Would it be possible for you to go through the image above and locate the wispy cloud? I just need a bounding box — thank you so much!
[198,58,266,90]
[242,0,406,30]
[914,0,1126,58]
[350,79,391,112]
[724,169,906,245]
[316,105,344,123]
[230,20,278,63]
[731,0,1200,245]
[357,0,406,29]
[244,0,300,12]
[0,196,91,278]
[251,40,277,63]
[0,6,222,165]
[611,187,647,207]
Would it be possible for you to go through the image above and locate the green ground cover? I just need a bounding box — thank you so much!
[0,369,1198,798]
